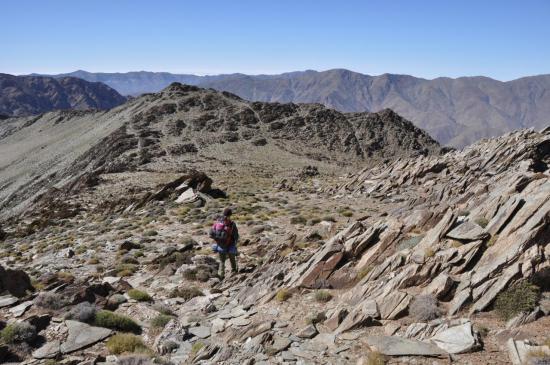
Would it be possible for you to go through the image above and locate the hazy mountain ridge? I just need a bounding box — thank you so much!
[47,69,550,147]
[0,74,127,116]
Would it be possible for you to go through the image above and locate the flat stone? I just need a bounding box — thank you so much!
[384,322,401,336]
[271,335,291,353]
[9,300,32,316]
[33,340,61,359]
[188,326,211,339]
[0,294,18,308]
[431,322,478,354]
[378,291,411,319]
[211,318,226,334]
[507,338,550,365]
[230,316,251,327]
[289,347,317,360]
[338,331,361,341]
[281,350,297,361]
[296,324,318,339]
[313,333,336,347]
[446,221,489,241]
[333,345,351,354]
[336,299,378,333]
[422,273,454,299]
[365,336,446,356]
[175,189,196,203]
[60,320,112,354]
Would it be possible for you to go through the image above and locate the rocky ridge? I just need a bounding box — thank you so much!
[0,83,442,219]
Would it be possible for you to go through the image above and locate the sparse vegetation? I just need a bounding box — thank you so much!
[357,266,373,280]
[474,217,489,228]
[409,295,441,321]
[94,310,142,333]
[494,281,540,321]
[169,287,204,301]
[35,292,68,309]
[306,311,327,325]
[365,351,387,365]
[191,341,205,356]
[290,215,307,225]
[276,288,291,302]
[424,247,436,258]
[150,314,173,329]
[1,322,37,344]
[127,289,152,302]
[65,302,96,322]
[314,290,333,302]
[106,333,149,355]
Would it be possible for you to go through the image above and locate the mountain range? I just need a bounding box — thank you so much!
[0,73,126,116]
[44,69,550,147]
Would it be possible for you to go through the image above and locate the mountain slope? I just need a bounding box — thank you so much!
[0,83,442,218]
[49,69,550,147]
[0,74,127,116]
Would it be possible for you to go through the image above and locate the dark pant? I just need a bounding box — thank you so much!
[218,252,238,278]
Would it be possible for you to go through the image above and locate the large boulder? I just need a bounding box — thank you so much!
[0,265,33,297]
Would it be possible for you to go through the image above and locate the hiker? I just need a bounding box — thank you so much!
[210,207,239,279]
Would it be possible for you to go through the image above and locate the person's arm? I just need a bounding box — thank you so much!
[232,222,239,245]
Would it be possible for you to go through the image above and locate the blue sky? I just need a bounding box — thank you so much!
[2,0,549,80]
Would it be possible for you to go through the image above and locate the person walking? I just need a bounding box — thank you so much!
[210,207,239,279]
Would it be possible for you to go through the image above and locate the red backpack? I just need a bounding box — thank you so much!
[209,218,233,248]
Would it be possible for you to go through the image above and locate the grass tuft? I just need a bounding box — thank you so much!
[127,289,152,302]
[494,281,539,321]
[94,310,142,333]
[276,288,291,302]
[106,333,149,355]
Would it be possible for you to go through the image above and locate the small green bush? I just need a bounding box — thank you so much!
[127,289,152,302]
[106,333,149,355]
[169,287,204,301]
[494,281,540,321]
[366,351,387,365]
[191,341,205,356]
[276,288,291,302]
[144,230,158,237]
[314,290,333,303]
[94,310,141,333]
[1,322,37,344]
[474,217,489,228]
[290,216,307,225]
[150,314,173,329]
[306,312,327,325]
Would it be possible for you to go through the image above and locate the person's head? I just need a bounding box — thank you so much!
[223,207,233,219]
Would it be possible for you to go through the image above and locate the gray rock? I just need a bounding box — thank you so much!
[60,320,112,354]
[188,325,211,339]
[446,221,489,241]
[507,338,550,365]
[296,324,318,339]
[430,322,479,354]
[211,318,226,334]
[0,294,18,308]
[230,316,251,327]
[33,340,61,359]
[9,300,33,317]
[270,335,291,354]
[365,336,446,356]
